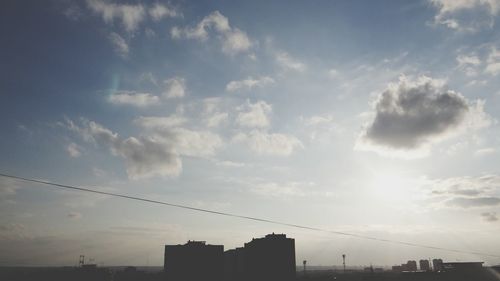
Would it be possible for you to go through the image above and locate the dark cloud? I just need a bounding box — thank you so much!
[446,197,500,208]
[481,212,498,222]
[362,76,470,149]
[65,118,221,179]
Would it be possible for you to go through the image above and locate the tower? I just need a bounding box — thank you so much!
[342,254,346,273]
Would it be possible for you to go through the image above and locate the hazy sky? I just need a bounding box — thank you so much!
[1,0,500,267]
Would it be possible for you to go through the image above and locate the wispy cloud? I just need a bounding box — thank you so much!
[171,11,253,55]
[108,91,160,107]
[226,76,274,92]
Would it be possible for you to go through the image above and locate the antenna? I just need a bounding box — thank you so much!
[342,254,346,273]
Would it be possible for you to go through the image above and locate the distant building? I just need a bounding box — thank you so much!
[406,260,417,271]
[442,262,483,272]
[432,258,443,271]
[244,233,296,281]
[164,240,224,281]
[225,233,295,281]
[392,265,402,272]
[419,259,430,271]
[393,260,417,272]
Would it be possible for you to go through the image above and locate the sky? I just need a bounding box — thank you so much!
[1,0,500,267]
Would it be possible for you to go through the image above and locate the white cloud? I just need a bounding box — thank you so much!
[108,91,160,107]
[251,182,307,198]
[163,77,186,99]
[108,32,129,58]
[233,130,303,156]
[226,76,274,92]
[356,75,492,158]
[66,118,222,179]
[430,0,500,31]
[221,28,252,55]
[236,100,272,128]
[474,147,497,156]
[276,51,306,72]
[148,3,181,21]
[206,112,229,128]
[133,115,187,129]
[456,54,481,76]
[328,68,339,78]
[202,98,229,128]
[66,143,82,158]
[485,47,500,75]
[87,0,145,32]
[302,114,335,126]
[171,11,253,55]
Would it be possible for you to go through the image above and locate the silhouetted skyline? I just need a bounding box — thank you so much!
[1,0,500,268]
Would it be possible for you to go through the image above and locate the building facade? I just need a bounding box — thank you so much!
[164,241,224,281]
[224,233,296,281]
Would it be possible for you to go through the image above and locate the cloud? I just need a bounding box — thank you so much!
[206,112,229,128]
[171,11,253,55]
[66,143,82,158]
[276,51,306,72]
[446,197,500,208]
[328,68,339,78]
[0,178,20,197]
[356,75,492,157]
[221,28,252,55]
[430,0,500,31]
[108,32,129,58]
[251,182,307,198]
[428,174,500,209]
[233,130,303,156]
[67,212,83,220]
[299,114,340,143]
[481,212,498,222]
[148,3,181,21]
[474,147,497,156]
[226,76,274,92]
[133,115,187,129]
[301,114,335,126]
[163,77,186,99]
[86,0,145,32]
[108,91,160,107]
[202,98,229,128]
[236,100,272,128]
[485,47,500,75]
[66,118,222,179]
[456,54,481,76]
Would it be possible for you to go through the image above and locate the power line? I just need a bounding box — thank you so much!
[1,172,499,259]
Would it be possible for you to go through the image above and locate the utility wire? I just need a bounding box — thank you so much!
[1,172,499,259]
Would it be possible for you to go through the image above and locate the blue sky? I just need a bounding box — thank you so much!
[1,0,500,267]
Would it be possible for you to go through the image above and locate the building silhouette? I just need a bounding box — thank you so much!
[406,260,417,271]
[393,260,418,272]
[419,259,430,271]
[442,262,483,272]
[433,258,443,271]
[164,240,224,281]
[224,247,245,281]
[224,233,296,281]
